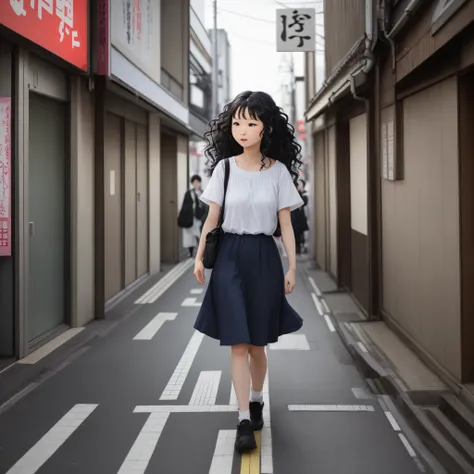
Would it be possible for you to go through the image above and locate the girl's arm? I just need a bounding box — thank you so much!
[195,201,220,263]
[278,208,296,272]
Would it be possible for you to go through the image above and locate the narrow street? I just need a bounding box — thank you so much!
[0,261,434,474]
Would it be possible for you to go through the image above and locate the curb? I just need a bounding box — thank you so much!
[303,265,473,474]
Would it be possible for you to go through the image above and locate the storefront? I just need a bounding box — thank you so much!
[0,1,92,361]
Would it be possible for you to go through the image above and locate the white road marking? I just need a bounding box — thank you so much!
[209,430,235,474]
[181,297,202,307]
[308,276,322,297]
[311,292,324,316]
[135,259,193,304]
[261,374,273,473]
[398,433,417,458]
[351,387,373,400]
[324,314,336,332]
[191,288,204,295]
[190,371,221,406]
[18,328,85,365]
[135,405,237,413]
[133,313,177,340]
[385,411,401,431]
[270,334,310,350]
[229,384,237,407]
[321,299,331,314]
[160,331,204,401]
[117,412,170,474]
[288,404,375,412]
[6,404,97,474]
[357,341,368,353]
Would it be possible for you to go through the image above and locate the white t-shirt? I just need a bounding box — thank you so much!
[200,157,304,236]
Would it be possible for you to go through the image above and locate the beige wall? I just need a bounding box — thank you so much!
[70,77,95,327]
[161,0,187,85]
[381,77,461,380]
[177,134,188,214]
[327,125,338,279]
[349,113,368,236]
[149,114,161,275]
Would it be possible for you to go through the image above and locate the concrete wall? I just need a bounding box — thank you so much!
[70,78,95,327]
[327,125,338,279]
[149,114,161,275]
[381,77,461,380]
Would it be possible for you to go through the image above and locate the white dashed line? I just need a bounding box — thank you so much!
[270,334,310,350]
[311,292,324,316]
[288,404,375,412]
[384,411,401,431]
[6,404,98,474]
[398,433,417,458]
[324,314,336,332]
[159,331,204,401]
[189,371,221,406]
[191,288,204,295]
[308,276,322,297]
[117,412,170,474]
[181,297,202,307]
[321,299,331,314]
[133,313,177,340]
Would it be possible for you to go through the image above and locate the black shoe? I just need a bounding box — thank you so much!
[249,401,264,431]
[235,420,257,453]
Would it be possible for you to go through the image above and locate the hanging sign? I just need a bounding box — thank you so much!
[0,98,12,257]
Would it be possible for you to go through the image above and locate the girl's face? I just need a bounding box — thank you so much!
[231,109,264,149]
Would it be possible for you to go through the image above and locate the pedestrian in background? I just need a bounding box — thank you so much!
[177,175,208,258]
[292,179,309,254]
[193,91,304,453]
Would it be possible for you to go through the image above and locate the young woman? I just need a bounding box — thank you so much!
[193,91,304,453]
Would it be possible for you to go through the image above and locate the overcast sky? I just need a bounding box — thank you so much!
[202,0,325,103]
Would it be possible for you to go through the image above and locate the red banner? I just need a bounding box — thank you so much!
[0,0,88,71]
[0,98,12,257]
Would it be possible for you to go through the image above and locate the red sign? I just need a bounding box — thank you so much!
[0,98,12,257]
[0,0,88,71]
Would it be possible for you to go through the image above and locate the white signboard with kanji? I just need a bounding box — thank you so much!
[276,8,316,52]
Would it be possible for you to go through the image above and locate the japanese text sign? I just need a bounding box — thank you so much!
[276,8,316,52]
[0,98,12,257]
[0,0,88,71]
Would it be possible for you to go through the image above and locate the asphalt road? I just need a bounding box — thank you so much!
[0,261,433,474]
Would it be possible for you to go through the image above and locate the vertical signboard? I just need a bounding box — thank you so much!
[276,9,316,52]
[0,98,12,257]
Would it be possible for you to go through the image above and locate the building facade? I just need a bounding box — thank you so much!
[305,0,474,388]
[0,0,204,365]
[216,29,231,112]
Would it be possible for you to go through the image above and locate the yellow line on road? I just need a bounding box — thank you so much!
[240,431,261,474]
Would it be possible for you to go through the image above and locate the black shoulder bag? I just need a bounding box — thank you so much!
[202,159,230,269]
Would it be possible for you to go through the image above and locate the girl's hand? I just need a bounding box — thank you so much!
[284,269,296,294]
[194,260,205,284]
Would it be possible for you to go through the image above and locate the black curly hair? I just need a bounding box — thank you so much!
[204,91,302,181]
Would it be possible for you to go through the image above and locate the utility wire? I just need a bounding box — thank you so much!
[218,6,323,25]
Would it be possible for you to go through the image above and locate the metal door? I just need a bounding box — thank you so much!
[28,93,66,341]
[136,124,148,277]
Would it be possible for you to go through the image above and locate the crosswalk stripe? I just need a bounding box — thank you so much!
[117,412,170,474]
[159,331,204,401]
[133,313,177,340]
[209,430,236,474]
[6,404,97,474]
[190,371,221,406]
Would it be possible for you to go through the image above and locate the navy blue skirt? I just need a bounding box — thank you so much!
[194,233,303,346]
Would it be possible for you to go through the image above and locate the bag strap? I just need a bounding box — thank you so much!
[217,158,230,228]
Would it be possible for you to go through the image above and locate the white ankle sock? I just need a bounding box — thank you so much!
[239,410,250,422]
[251,388,264,404]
